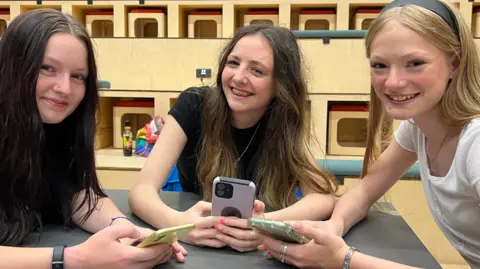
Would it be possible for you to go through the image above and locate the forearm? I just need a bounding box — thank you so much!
[265,193,334,221]
[128,183,183,228]
[72,189,128,233]
[350,252,421,269]
[0,246,52,269]
[330,185,372,236]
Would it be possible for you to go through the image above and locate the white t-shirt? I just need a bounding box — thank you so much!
[395,119,480,268]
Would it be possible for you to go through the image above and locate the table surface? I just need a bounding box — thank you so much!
[21,190,442,269]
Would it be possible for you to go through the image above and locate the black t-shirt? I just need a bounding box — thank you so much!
[39,167,79,226]
[169,87,267,196]
[39,123,84,226]
[0,123,84,246]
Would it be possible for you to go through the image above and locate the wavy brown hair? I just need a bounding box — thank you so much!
[196,24,338,210]
[361,1,480,176]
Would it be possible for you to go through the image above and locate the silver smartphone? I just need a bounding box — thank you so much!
[211,176,256,219]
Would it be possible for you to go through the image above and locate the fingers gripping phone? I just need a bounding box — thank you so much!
[211,177,256,219]
[248,218,311,244]
[132,224,195,248]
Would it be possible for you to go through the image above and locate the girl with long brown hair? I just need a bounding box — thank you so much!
[129,24,339,252]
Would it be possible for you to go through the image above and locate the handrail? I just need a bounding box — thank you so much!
[317,159,420,184]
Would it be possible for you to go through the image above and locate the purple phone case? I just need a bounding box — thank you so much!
[211,177,256,219]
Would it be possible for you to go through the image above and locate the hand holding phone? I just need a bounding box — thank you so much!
[248,218,311,244]
[211,177,256,219]
[132,223,196,248]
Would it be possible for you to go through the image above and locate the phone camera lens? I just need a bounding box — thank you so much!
[216,182,233,199]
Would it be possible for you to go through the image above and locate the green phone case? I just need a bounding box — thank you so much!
[134,223,196,248]
[248,218,311,244]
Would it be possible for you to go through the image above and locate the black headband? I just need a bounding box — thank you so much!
[381,0,459,36]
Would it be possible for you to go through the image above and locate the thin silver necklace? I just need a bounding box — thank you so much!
[234,122,260,169]
[426,132,449,175]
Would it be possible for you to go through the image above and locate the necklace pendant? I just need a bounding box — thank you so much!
[430,162,438,175]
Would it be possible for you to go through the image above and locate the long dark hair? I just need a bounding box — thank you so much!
[0,8,106,246]
[197,24,338,209]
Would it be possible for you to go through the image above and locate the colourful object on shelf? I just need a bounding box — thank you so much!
[135,115,164,157]
[123,120,133,157]
[0,10,9,15]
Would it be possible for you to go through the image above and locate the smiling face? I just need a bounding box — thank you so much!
[221,34,275,123]
[36,32,88,124]
[369,20,457,121]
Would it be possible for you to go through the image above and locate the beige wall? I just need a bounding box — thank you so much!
[91,38,371,94]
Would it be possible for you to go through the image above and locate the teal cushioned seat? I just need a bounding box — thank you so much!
[97,80,111,89]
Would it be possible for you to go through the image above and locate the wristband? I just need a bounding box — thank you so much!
[52,244,67,269]
[343,246,360,269]
[109,216,133,226]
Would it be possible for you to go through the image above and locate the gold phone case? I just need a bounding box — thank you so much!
[248,218,310,244]
[133,223,195,248]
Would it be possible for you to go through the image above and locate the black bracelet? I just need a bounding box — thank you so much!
[109,216,133,226]
[52,244,67,269]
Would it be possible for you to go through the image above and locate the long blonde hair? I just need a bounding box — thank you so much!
[362,1,480,176]
[196,24,339,210]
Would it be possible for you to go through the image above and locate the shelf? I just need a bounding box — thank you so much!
[97,97,155,149]
[0,1,474,36]
[179,5,223,38]
[327,101,369,156]
[291,4,337,30]
[72,5,114,38]
[95,148,146,170]
[127,6,167,38]
[96,91,180,151]
[234,4,279,32]
[349,5,383,30]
